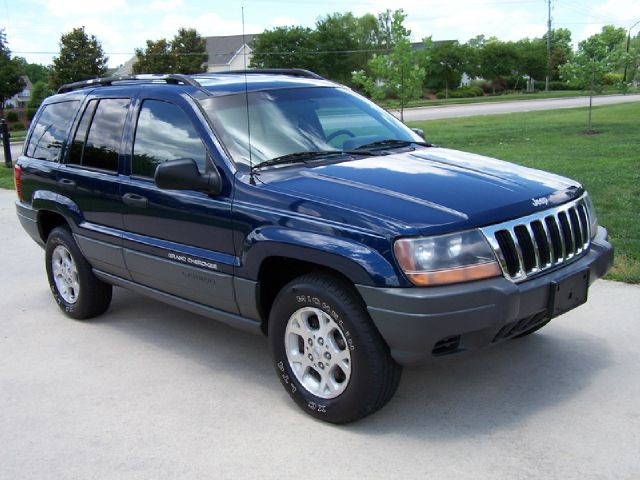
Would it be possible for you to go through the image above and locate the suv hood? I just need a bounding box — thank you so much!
[262,147,582,236]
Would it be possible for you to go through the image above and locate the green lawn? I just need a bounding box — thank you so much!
[1,103,638,283]
[0,165,14,189]
[409,102,640,283]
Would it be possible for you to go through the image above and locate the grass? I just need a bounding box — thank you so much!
[1,103,638,282]
[9,130,26,142]
[0,165,14,189]
[409,102,640,284]
[380,88,639,109]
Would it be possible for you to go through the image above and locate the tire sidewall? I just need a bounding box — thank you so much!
[269,278,379,423]
[45,228,85,317]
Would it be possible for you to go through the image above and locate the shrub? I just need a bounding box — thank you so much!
[9,123,25,131]
[603,73,623,85]
[6,111,19,122]
[548,80,585,91]
[469,79,492,93]
[27,108,38,121]
[504,76,527,91]
[437,86,484,99]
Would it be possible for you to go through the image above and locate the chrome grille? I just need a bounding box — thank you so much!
[481,196,591,282]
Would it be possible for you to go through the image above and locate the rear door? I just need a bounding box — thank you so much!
[57,94,131,279]
[119,92,237,313]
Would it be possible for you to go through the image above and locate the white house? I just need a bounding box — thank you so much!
[114,34,257,76]
[5,76,32,108]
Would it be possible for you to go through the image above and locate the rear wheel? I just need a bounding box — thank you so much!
[268,272,401,423]
[45,226,112,319]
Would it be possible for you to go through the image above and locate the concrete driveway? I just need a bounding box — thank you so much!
[1,188,639,479]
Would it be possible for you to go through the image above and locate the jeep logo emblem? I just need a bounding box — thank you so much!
[532,196,549,207]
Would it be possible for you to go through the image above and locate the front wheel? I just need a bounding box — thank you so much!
[45,226,112,319]
[268,272,401,423]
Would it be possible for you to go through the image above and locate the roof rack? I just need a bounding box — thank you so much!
[57,74,201,94]
[215,69,325,80]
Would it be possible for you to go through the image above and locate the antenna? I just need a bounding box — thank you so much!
[242,6,254,175]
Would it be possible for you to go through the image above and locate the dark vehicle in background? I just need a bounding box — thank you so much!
[14,71,613,423]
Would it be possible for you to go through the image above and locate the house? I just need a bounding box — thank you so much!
[5,76,32,108]
[205,34,255,72]
[114,34,257,76]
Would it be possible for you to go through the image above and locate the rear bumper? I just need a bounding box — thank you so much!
[16,201,44,247]
[357,226,613,365]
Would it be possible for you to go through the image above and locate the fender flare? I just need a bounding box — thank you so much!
[239,226,402,287]
[31,190,83,239]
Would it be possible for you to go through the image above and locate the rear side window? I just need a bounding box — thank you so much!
[68,98,129,172]
[25,101,80,161]
[132,99,207,178]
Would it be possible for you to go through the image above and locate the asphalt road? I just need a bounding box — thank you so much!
[1,188,639,479]
[390,93,640,121]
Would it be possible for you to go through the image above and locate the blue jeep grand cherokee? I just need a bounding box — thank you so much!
[14,70,613,423]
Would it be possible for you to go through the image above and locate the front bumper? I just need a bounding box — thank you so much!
[357,226,613,365]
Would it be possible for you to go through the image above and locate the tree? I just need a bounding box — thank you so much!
[543,28,573,80]
[250,26,319,71]
[133,38,174,74]
[597,25,627,53]
[514,38,547,88]
[28,80,53,109]
[560,26,624,131]
[422,39,471,97]
[0,29,25,118]
[315,13,363,83]
[352,10,425,120]
[14,58,50,84]
[478,39,518,93]
[170,28,207,74]
[49,27,108,90]
[624,32,640,84]
[134,28,207,74]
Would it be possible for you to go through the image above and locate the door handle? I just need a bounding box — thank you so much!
[122,193,149,208]
[57,178,76,188]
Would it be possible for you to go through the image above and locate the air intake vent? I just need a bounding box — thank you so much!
[481,196,591,282]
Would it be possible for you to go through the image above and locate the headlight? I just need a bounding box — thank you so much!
[394,230,501,286]
[584,193,598,239]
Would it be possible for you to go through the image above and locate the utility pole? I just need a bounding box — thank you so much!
[545,0,552,91]
[624,19,640,83]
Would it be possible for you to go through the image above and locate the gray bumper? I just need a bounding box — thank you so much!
[16,201,44,247]
[357,226,614,365]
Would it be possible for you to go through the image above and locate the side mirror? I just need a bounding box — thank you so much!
[154,158,222,195]
[411,127,426,140]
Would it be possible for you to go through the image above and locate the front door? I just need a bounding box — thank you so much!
[119,95,238,313]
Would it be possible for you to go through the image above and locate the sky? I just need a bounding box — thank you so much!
[2,0,640,68]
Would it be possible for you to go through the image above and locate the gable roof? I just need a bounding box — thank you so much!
[206,34,256,66]
[113,34,258,76]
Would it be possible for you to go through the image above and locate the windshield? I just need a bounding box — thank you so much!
[198,87,422,168]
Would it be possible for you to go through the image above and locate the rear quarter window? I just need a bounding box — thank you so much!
[25,101,80,161]
[67,98,130,172]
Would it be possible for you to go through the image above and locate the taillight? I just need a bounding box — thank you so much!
[14,165,22,201]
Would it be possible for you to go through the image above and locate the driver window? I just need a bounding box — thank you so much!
[132,99,207,178]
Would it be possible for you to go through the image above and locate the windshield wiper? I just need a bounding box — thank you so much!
[354,139,431,151]
[253,150,348,170]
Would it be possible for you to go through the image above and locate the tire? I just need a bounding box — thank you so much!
[268,272,401,424]
[45,226,112,320]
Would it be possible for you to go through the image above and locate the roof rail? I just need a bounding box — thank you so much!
[217,69,325,80]
[57,74,201,94]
